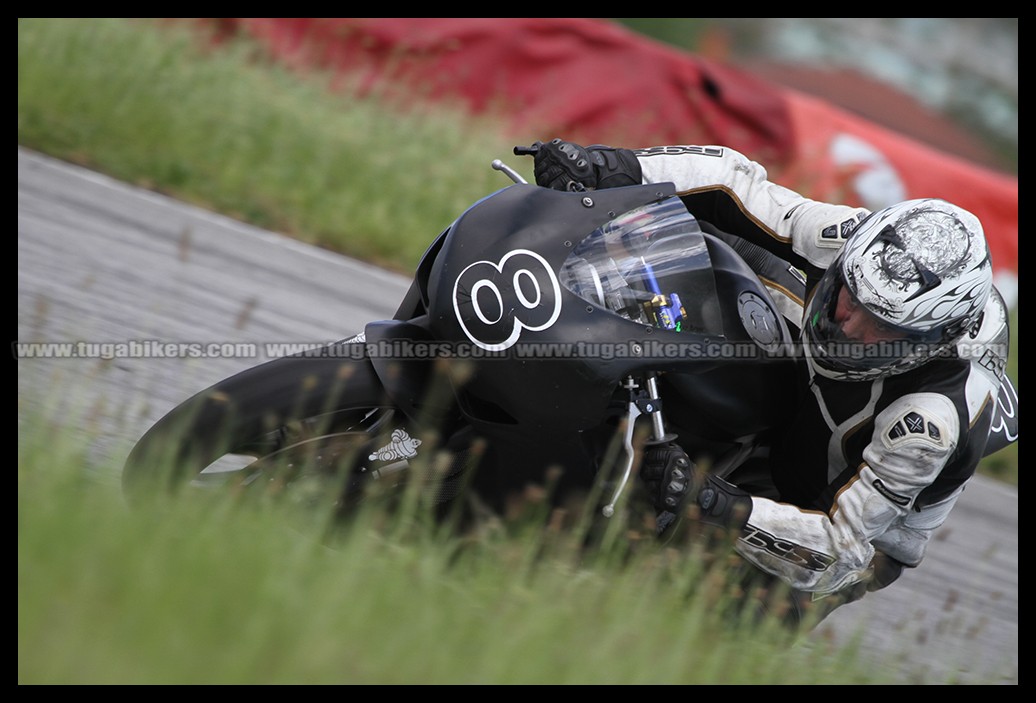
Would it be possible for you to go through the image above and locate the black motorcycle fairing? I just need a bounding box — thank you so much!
[425,183,671,432]
[364,318,451,424]
[424,183,793,433]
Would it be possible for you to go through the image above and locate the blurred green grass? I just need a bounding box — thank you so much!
[17,18,519,273]
[18,398,913,685]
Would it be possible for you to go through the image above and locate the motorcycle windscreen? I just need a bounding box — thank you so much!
[559,197,725,337]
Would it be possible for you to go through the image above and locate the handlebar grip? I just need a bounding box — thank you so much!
[513,145,540,156]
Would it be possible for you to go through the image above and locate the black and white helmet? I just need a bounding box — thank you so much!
[804,198,993,381]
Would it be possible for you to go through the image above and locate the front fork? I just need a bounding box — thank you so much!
[601,372,676,517]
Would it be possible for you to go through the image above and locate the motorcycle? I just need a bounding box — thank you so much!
[121,149,1019,534]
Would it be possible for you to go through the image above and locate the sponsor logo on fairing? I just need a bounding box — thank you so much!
[368,429,422,462]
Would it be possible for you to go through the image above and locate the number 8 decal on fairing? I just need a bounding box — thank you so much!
[452,249,562,351]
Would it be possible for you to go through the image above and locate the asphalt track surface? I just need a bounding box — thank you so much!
[17,147,1019,684]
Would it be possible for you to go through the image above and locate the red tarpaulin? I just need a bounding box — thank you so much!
[199,18,1017,295]
[777,89,1017,297]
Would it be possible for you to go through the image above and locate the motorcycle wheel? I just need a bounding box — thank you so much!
[121,339,441,515]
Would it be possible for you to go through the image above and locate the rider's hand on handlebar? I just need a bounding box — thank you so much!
[520,138,643,192]
[641,442,753,533]
[641,443,700,513]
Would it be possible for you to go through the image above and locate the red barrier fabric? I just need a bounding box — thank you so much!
[198,18,1017,280]
[779,89,1018,283]
[203,18,796,162]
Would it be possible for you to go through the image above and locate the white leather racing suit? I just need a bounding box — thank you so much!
[634,145,1005,596]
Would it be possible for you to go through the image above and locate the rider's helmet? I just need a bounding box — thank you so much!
[803,198,992,381]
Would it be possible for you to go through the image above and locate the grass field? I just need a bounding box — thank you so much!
[19,399,905,685]
[17,18,1017,684]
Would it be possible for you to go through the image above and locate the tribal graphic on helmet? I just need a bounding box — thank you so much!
[804,199,992,381]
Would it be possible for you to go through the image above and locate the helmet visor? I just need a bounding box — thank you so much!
[805,259,948,378]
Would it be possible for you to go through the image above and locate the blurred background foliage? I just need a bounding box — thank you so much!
[613,19,1018,175]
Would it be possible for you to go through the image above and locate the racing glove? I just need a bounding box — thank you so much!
[867,551,907,592]
[640,443,753,533]
[526,138,643,191]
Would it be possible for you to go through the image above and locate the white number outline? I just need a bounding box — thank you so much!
[451,249,562,351]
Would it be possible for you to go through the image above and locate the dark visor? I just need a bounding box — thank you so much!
[805,259,948,376]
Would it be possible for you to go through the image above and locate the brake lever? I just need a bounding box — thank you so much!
[602,374,676,518]
[491,159,528,184]
[602,389,643,518]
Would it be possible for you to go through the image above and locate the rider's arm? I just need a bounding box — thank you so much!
[633,145,870,273]
[734,392,961,594]
[870,486,964,568]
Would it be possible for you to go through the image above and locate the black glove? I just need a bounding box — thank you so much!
[641,443,698,512]
[640,443,753,533]
[526,138,643,191]
[866,551,907,592]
